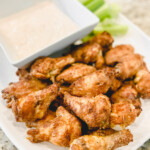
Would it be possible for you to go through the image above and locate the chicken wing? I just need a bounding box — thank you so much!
[111,83,141,116]
[27,106,82,147]
[134,64,150,99]
[26,110,56,128]
[115,54,143,80]
[71,42,103,65]
[105,44,134,65]
[64,92,111,129]
[90,31,114,52]
[69,129,133,150]
[110,101,138,130]
[56,63,96,84]
[16,68,30,80]
[70,67,116,97]
[12,83,58,122]
[2,76,47,107]
[30,55,75,81]
[90,129,116,136]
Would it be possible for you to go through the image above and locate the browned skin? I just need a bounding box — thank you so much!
[95,50,105,69]
[134,64,150,99]
[111,83,141,116]
[105,44,134,65]
[90,129,117,136]
[1,76,47,107]
[110,101,138,130]
[56,63,96,84]
[71,42,104,67]
[27,106,82,147]
[70,129,133,150]
[71,32,113,68]
[30,55,75,81]
[90,31,114,52]
[69,68,115,97]
[26,110,56,128]
[64,92,111,129]
[115,54,144,80]
[110,78,122,92]
[11,83,58,122]
[16,68,30,80]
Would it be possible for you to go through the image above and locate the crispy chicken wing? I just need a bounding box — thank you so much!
[56,63,96,84]
[105,44,134,65]
[27,106,82,147]
[70,129,133,150]
[26,110,56,128]
[90,31,114,51]
[16,69,30,80]
[71,42,103,65]
[110,101,138,130]
[115,54,143,80]
[12,83,58,122]
[95,50,105,69]
[111,83,141,116]
[91,129,116,136]
[70,67,117,97]
[2,76,47,107]
[30,55,75,81]
[134,65,150,99]
[64,92,111,129]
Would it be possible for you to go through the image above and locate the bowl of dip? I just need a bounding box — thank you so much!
[0,0,99,68]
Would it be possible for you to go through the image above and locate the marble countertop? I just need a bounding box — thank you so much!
[0,0,150,149]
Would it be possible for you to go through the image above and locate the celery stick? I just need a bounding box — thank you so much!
[94,3,120,21]
[93,24,128,35]
[86,0,104,12]
[94,4,111,21]
[82,34,93,42]
[101,18,117,26]
[110,3,120,18]
[78,0,92,5]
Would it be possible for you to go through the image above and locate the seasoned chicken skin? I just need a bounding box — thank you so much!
[2,76,47,107]
[134,65,150,99]
[110,101,138,130]
[70,129,133,150]
[12,83,58,122]
[71,42,104,66]
[91,129,117,136]
[64,92,111,129]
[70,68,115,97]
[90,31,114,51]
[30,55,75,81]
[26,110,56,128]
[56,63,96,84]
[105,44,134,65]
[111,83,141,116]
[27,106,81,147]
[115,54,143,80]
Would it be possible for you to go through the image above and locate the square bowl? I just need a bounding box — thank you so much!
[0,0,99,68]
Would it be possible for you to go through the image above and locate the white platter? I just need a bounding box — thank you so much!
[0,14,150,150]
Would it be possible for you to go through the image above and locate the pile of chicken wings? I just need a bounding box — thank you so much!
[2,32,150,150]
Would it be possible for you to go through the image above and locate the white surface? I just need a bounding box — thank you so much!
[0,14,150,150]
[0,0,99,68]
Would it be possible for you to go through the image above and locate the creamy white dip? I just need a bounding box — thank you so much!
[0,1,78,61]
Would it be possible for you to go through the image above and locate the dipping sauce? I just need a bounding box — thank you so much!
[0,1,78,61]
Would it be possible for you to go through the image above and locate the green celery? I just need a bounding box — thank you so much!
[82,34,93,42]
[78,0,92,5]
[110,3,120,18]
[94,4,111,21]
[86,0,105,12]
[94,3,120,21]
[93,24,128,36]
